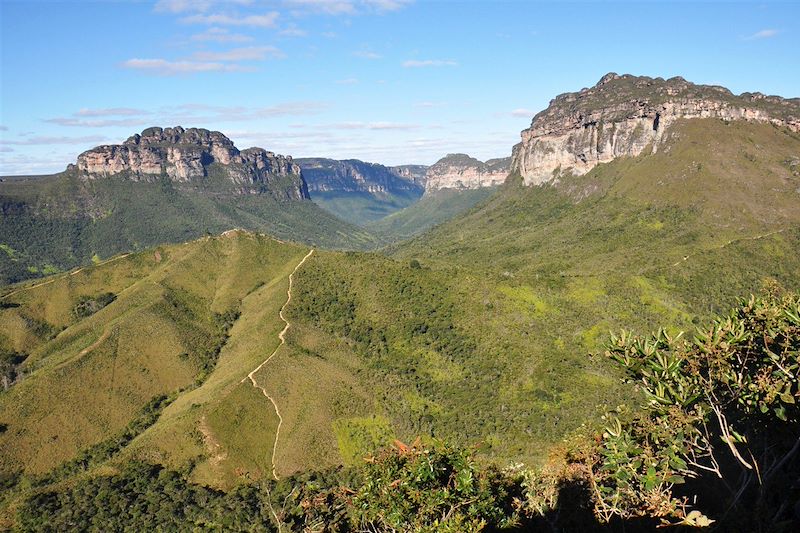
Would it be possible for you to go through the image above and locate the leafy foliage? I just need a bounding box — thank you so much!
[590,286,800,527]
[72,292,116,318]
[351,439,522,532]
[0,173,378,284]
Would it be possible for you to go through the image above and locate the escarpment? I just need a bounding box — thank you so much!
[512,73,800,185]
[73,126,309,200]
[424,154,511,192]
[295,158,425,195]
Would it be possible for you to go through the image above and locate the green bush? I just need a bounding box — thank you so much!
[590,285,800,527]
[351,439,522,532]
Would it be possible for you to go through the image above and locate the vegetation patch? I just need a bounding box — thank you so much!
[332,415,395,465]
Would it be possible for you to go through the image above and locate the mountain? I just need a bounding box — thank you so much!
[424,153,511,191]
[389,164,428,187]
[0,128,377,284]
[295,157,426,225]
[512,72,800,184]
[74,126,309,199]
[3,75,800,530]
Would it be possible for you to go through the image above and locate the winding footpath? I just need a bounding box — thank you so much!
[670,229,786,267]
[241,249,314,481]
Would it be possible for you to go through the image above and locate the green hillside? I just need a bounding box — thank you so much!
[310,188,423,226]
[373,187,497,242]
[1,119,799,530]
[0,171,378,285]
[398,120,800,288]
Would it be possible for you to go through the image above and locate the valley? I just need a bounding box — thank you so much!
[1,69,799,531]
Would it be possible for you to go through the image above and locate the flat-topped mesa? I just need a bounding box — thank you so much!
[74,126,309,199]
[295,158,425,195]
[511,73,800,185]
[424,153,511,192]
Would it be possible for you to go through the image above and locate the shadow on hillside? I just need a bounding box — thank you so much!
[513,481,664,533]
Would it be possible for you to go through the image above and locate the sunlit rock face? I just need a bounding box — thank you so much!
[75,126,309,199]
[512,73,800,185]
[424,154,510,192]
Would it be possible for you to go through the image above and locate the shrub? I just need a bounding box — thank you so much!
[589,285,800,527]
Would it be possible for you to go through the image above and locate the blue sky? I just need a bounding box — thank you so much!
[1,0,798,174]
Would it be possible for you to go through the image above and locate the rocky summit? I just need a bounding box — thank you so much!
[72,126,309,200]
[511,73,800,185]
[424,154,511,192]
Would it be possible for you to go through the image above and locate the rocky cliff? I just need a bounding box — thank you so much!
[390,165,428,188]
[296,158,425,196]
[424,154,510,192]
[73,126,309,199]
[512,73,800,185]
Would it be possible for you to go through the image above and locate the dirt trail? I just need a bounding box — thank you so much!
[241,249,314,481]
[670,229,786,267]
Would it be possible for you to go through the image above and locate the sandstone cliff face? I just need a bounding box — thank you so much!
[390,165,428,188]
[74,126,309,199]
[296,158,425,196]
[424,154,510,192]
[512,73,800,185]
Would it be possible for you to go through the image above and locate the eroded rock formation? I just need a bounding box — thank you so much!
[73,126,309,199]
[296,158,425,196]
[424,154,511,192]
[512,73,800,185]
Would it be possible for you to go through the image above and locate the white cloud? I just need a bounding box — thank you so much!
[285,0,412,16]
[45,117,151,128]
[155,0,254,13]
[0,126,8,131]
[402,59,457,68]
[745,29,780,40]
[191,27,254,43]
[182,11,279,27]
[413,101,445,108]
[75,107,151,117]
[353,50,381,59]
[193,46,284,61]
[510,108,533,118]
[279,24,308,37]
[362,0,412,11]
[155,0,213,13]
[286,0,358,15]
[121,58,251,76]
[0,135,112,146]
[44,101,330,129]
[330,121,418,130]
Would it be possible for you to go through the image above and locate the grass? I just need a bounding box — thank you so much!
[310,189,423,226]
[373,187,497,242]
[0,232,309,483]
[1,117,799,529]
[332,415,395,465]
[0,172,379,285]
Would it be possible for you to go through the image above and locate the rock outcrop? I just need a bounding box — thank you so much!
[73,126,309,199]
[424,154,510,192]
[512,73,800,185]
[296,158,425,196]
[390,165,428,188]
